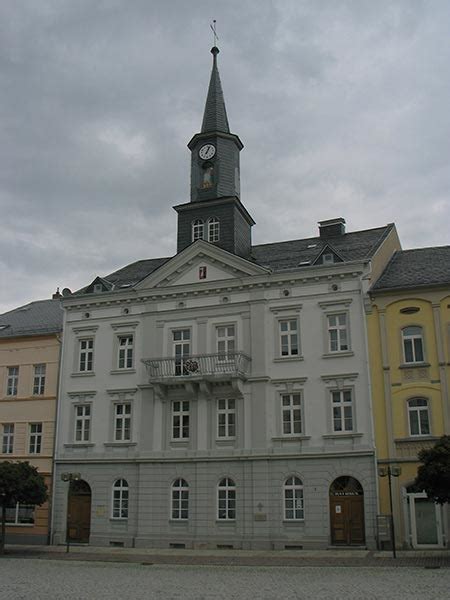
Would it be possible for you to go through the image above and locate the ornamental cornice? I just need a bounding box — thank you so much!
[321,372,359,384]
[106,387,138,396]
[62,267,365,311]
[67,390,97,399]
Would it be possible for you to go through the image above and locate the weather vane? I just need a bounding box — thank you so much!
[210,19,219,47]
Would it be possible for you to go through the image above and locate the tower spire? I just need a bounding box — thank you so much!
[201,45,230,134]
[177,41,253,258]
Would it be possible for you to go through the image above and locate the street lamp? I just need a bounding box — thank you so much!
[61,472,81,553]
[378,465,401,558]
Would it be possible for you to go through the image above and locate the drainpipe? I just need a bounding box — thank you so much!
[360,263,380,548]
[49,303,67,545]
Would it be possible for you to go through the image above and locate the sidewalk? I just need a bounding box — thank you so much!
[2,543,450,568]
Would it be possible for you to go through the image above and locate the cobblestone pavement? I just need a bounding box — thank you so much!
[0,558,449,600]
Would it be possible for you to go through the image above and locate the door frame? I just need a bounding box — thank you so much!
[409,492,444,549]
[66,479,92,543]
[329,476,365,546]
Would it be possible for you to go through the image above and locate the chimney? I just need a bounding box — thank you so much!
[52,287,62,299]
[318,217,346,239]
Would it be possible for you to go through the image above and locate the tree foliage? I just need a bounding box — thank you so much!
[414,435,450,504]
[0,461,48,553]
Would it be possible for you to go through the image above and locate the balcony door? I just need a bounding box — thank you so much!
[216,325,236,372]
[173,329,191,375]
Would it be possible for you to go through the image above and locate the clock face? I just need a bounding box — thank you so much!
[199,144,216,160]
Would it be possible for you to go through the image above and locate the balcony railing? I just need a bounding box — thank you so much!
[142,352,251,382]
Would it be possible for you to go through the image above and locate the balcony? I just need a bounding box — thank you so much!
[142,352,251,398]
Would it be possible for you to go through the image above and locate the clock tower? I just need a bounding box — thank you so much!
[174,46,255,258]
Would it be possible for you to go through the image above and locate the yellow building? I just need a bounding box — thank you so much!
[369,247,450,549]
[0,297,63,544]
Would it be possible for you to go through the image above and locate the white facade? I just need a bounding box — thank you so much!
[52,240,381,549]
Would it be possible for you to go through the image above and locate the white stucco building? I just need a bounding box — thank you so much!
[52,47,400,549]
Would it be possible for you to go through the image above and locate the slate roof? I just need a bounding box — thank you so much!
[371,246,450,292]
[201,47,230,134]
[0,299,63,339]
[251,224,395,272]
[76,223,395,294]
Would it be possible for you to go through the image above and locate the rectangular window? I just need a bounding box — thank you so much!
[118,335,134,369]
[173,329,190,375]
[33,364,46,395]
[327,313,349,352]
[114,403,131,441]
[217,398,236,438]
[332,390,353,432]
[402,327,424,363]
[408,398,430,436]
[79,338,94,372]
[5,503,35,525]
[74,405,91,442]
[217,325,236,360]
[6,367,19,396]
[281,393,302,435]
[29,423,43,454]
[172,400,190,440]
[2,424,14,454]
[279,320,299,356]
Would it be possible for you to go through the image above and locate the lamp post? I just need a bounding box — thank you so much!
[61,472,81,553]
[378,465,401,558]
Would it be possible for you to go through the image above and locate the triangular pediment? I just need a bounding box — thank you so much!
[135,240,269,290]
[312,243,345,266]
[84,276,114,294]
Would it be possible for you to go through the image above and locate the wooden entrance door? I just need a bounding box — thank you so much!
[330,477,365,546]
[67,480,91,543]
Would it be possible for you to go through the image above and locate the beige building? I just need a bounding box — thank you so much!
[0,297,63,544]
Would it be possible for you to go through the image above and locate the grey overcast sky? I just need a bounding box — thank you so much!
[1,0,449,313]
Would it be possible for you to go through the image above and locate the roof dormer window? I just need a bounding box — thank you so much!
[93,284,103,293]
[322,253,335,264]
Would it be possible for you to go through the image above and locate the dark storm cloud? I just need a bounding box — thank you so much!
[1,0,449,312]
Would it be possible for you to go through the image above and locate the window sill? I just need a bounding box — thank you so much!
[394,436,437,443]
[215,438,236,444]
[322,433,363,439]
[71,372,96,378]
[104,442,137,447]
[322,351,354,359]
[273,356,304,363]
[169,519,189,524]
[109,518,128,522]
[399,362,430,369]
[272,436,311,442]
[64,443,95,448]
[110,369,136,375]
[282,519,305,525]
[216,519,236,524]
[5,523,34,528]
[170,439,190,445]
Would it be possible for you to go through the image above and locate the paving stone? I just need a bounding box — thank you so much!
[1,558,450,600]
